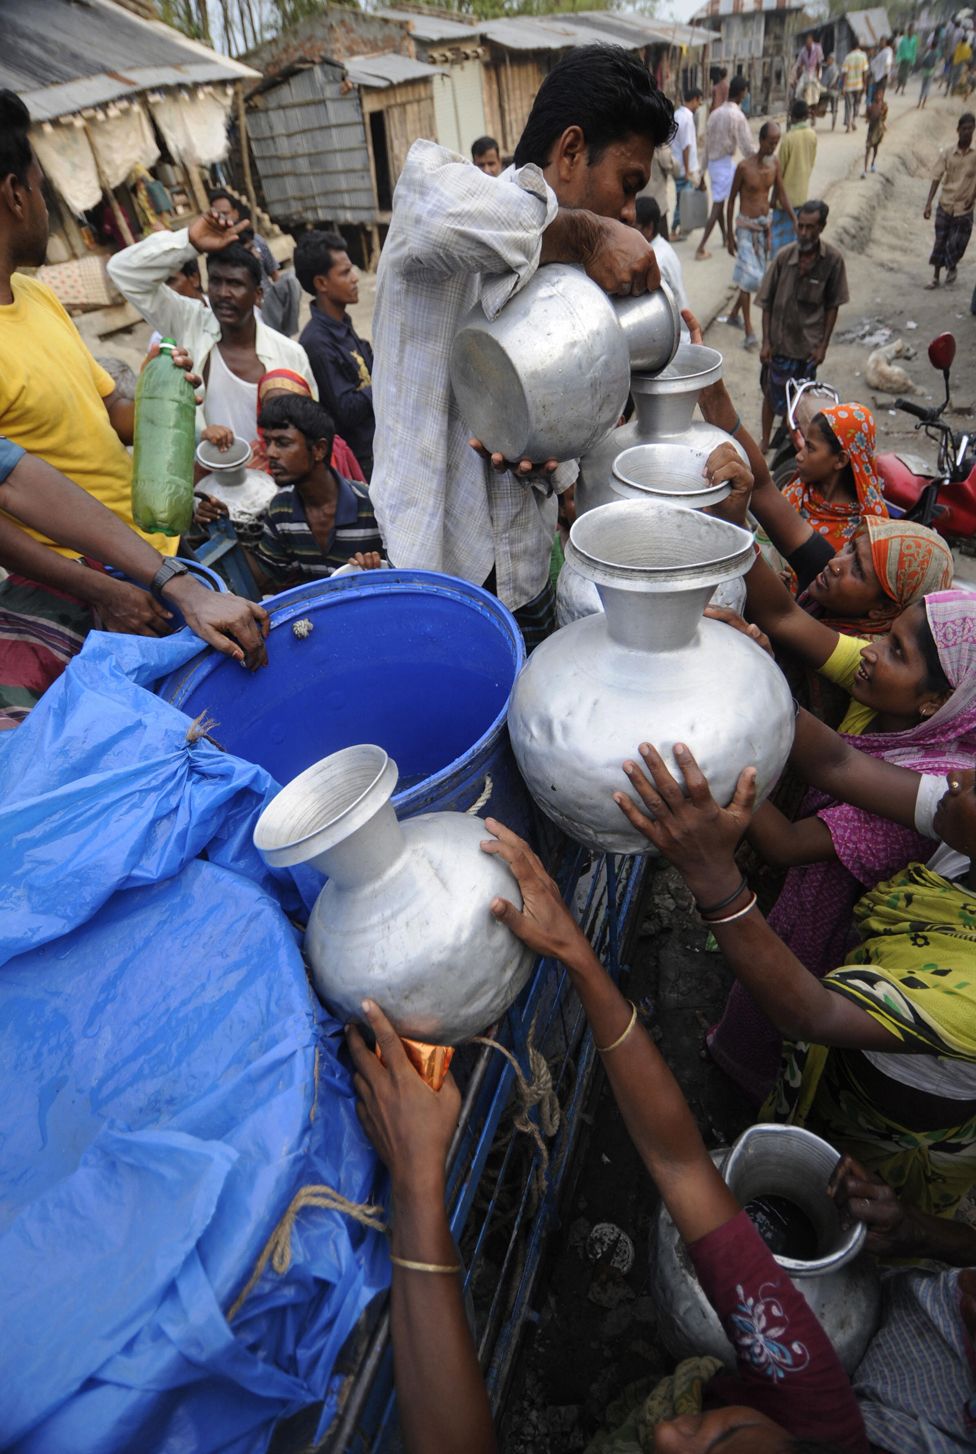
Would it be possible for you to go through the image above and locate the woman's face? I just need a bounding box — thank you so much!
[805,531,888,617]
[932,775,976,856]
[654,1406,794,1454]
[850,602,950,723]
[795,420,848,488]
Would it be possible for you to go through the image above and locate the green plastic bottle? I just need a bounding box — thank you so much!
[131,337,197,536]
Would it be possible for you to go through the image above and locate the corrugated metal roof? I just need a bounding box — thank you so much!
[846,8,892,46]
[372,7,482,42]
[344,51,446,88]
[480,15,623,51]
[691,0,810,18]
[573,11,713,49]
[0,0,257,121]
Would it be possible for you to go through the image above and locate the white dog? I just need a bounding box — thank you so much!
[866,338,918,395]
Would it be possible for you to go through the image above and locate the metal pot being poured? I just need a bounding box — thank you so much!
[509,500,795,854]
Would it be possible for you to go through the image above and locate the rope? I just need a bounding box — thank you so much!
[185,710,220,745]
[227,1184,388,1323]
[473,1016,561,1196]
[465,774,493,815]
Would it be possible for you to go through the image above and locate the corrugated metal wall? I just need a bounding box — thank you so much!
[247,62,375,224]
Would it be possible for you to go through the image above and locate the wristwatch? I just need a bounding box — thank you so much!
[150,558,190,604]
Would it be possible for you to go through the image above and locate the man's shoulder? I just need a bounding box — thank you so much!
[819,240,846,265]
[9,272,64,318]
[266,486,300,522]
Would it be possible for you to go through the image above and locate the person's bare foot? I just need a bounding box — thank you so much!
[947,266,958,285]
[695,248,711,261]
[926,278,941,289]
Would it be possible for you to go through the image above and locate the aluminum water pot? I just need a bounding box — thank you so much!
[576,342,742,516]
[651,1124,882,1375]
[253,744,534,1044]
[449,265,680,464]
[508,501,794,854]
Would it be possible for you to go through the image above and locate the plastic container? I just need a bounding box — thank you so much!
[157,569,531,830]
[131,337,197,536]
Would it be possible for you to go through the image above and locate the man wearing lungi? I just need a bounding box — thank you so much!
[924,112,976,288]
[722,123,795,351]
[696,75,755,260]
[756,199,849,452]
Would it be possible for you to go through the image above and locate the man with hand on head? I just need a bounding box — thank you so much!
[370,45,673,649]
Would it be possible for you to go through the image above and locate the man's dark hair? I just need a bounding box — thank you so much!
[180,258,200,279]
[960,111,976,126]
[800,198,829,226]
[471,135,499,159]
[294,229,348,295]
[759,120,779,142]
[209,186,251,221]
[791,98,810,123]
[709,65,727,84]
[635,195,665,239]
[0,89,32,186]
[730,74,749,101]
[513,45,675,168]
[258,392,336,457]
[208,242,262,289]
[684,86,704,103]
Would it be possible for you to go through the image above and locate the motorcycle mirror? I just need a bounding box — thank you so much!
[928,333,957,372]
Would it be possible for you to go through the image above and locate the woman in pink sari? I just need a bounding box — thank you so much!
[708,558,976,1105]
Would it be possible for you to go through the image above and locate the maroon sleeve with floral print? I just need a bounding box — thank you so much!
[687,1210,869,1452]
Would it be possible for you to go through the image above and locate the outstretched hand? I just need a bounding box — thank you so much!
[701,440,753,525]
[827,1153,919,1258]
[480,818,593,969]
[469,438,559,480]
[188,208,252,255]
[703,604,773,657]
[614,743,756,899]
[346,999,461,1194]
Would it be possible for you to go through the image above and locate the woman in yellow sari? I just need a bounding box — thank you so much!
[617,739,976,1216]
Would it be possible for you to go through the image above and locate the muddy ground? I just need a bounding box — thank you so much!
[500,98,976,1454]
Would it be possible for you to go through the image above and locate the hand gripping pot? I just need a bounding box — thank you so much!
[509,501,795,854]
[253,744,534,1044]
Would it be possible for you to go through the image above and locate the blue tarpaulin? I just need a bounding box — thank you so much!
[0,630,389,1452]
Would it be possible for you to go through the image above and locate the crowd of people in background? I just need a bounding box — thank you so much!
[2,38,976,1450]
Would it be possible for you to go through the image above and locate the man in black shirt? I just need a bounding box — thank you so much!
[295,231,375,478]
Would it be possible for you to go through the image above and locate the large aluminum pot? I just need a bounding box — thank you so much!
[577,342,737,515]
[509,501,794,853]
[555,558,746,627]
[651,1125,882,1375]
[253,744,533,1044]
[449,265,679,463]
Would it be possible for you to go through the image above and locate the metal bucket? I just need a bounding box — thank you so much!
[157,569,530,830]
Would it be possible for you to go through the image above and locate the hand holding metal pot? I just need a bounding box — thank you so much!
[614,742,757,903]
[482,818,594,968]
[468,437,559,482]
[702,442,754,527]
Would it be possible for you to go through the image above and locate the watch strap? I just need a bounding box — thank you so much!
[150,558,190,604]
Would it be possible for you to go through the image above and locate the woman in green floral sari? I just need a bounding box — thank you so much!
[616,734,976,1216]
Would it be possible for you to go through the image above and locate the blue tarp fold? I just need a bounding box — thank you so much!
[0,630,388,1453]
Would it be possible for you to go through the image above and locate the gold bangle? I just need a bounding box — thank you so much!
[597,1000,638,1054]
[389,1254,461,1274]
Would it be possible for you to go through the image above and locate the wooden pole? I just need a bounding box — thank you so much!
[84,125,135,246]
[235,84,258,219]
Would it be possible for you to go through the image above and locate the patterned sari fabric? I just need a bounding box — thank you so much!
[710,590,976,1106]
[800,516,954,637]
[782,402,889,559]
[769,863,976,1215]
[0,573,92,729]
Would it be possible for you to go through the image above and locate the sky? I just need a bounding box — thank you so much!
[659,0,709,21]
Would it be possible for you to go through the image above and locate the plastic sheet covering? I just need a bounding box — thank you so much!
[150,88,233,168]
[30,123,101,216]
[0,629,388,1453]
[89,102,160,191]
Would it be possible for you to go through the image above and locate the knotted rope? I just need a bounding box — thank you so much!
[473,1018,561,1196]
[185,710,221,746]
[227,1185,388,1322]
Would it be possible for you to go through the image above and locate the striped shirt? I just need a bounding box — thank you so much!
[253,474,382,586]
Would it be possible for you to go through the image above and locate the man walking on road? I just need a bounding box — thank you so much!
[756,199,849,451]
[842,41,869,130]
[722,122,795,351]
[772,99,817,254]
[895,24,918,94]
[924,112,976,287]
[697,75,754,260]
[670,87,703,240]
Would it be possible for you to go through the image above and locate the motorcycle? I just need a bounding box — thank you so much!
[876,332,976,544]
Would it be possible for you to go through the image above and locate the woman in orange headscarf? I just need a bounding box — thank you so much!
[800,514,954,636]
[781,401,889,558]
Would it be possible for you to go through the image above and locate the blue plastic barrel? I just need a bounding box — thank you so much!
[157,570,531,829]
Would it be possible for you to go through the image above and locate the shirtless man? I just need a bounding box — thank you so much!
[721,122,795,350]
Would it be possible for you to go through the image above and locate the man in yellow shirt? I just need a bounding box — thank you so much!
[0,90,269,724]
[771,99,817,253]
